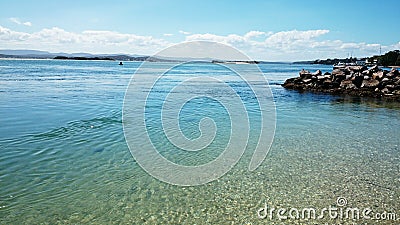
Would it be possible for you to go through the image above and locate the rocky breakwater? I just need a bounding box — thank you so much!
[282,65,400,99]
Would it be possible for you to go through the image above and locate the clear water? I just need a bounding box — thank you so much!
[0,60,399,224]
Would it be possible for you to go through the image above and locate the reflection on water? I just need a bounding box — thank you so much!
[0,60,399,224]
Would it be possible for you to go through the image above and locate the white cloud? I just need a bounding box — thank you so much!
[0,25,398,61]
[0,26,29,41]
[179,30,191,35]
[184,29,397,61]
[163,33,173,37]
[9,17,32,26]
[0,25,170,55]
[244,30,268,39]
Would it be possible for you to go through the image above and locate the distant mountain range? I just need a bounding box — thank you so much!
[0,49,153,61]
[0,49,224,62]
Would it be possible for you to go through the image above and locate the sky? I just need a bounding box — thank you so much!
[0,0,399,61]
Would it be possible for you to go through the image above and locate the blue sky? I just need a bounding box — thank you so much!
[0,0,399,61]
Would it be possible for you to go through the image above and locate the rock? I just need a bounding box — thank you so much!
[324,72,331,75]
[332,69,345,76]
[323,79,333,88]
[391,68,399,75]
[362,70,371,75]
[347,65,367,72]
[381,88,390,94]
[352,76,364,88]
[372,71,384,80]
[282,66,400,99]
[294,77,304,84]
[387,68,399,78]
[283,82,294,88]
[313,70,322,76]
[299,69,312,78]
[386,85,395,90]
[361,79,380,88]
[340,80,356,89]
[333,74,346,83]
[368,65,379,73]
[331,81,340,88]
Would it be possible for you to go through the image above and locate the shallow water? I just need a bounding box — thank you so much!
[0,60,399,224]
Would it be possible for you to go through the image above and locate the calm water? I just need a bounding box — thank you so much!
[0,59,399,224]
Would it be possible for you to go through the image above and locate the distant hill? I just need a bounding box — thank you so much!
[0,49,151,61]
[0,49,52,55]
[0,49,206,62]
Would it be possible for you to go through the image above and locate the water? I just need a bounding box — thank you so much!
[0,60,399,224]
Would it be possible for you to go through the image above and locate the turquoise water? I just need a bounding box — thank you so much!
[0,59,399,224]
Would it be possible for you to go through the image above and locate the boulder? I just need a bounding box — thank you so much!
[372,71,384,80]
[293,77,304,84]
[299,69,312,78]
[381,88,390,94]
[312,70,322,76]
[362,70,371,75]
[347,65,367,72]
[323,79,333,88]
[386,85,395,90]
[395,77,400,85]
[361,79,380,88]
[332,69,345,76]
[391,68,399,75]
[340,80,356,89]
[352,76,364,88]
[387,68,399,78]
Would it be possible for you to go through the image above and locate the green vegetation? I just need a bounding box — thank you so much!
[295,50,400,66]
[310,57,363,65]
[369,50,400,67]
[54,56,114,60]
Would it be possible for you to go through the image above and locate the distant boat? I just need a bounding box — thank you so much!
[119,61,123,65]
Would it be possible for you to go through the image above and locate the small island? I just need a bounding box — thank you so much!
[54,56,115,61]
[282,65,400,100]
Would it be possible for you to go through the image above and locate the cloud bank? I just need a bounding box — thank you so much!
[0,25,399,61]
